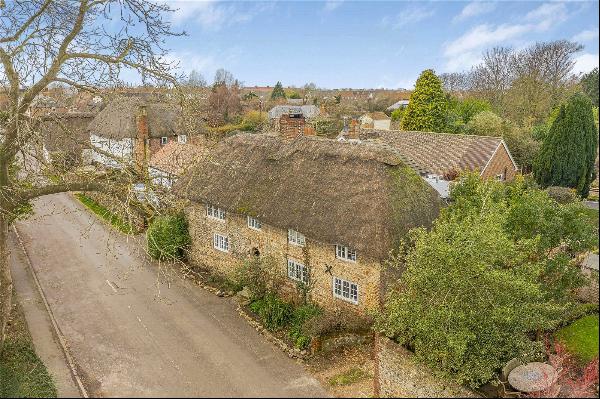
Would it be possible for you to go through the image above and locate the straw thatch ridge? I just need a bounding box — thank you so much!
[175,133,442,259]
[87,97,182,139]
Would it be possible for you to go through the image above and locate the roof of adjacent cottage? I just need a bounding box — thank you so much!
[367,130,516,176]
[361,112,391,121]
[149,141,208,176]
[268,105,320,119]
[386,99,409,111]
[40,112,96,152]
[174,133,441,259]
[87,97,182,139]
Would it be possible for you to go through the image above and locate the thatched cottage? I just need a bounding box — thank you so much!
[174,133,441,313]
[88,97,185,170]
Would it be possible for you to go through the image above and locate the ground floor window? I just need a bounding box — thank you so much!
[287,258,309,284]
[333,277,358,304]
[213,233,229,252]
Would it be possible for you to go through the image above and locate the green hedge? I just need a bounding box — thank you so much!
[146,213,190,261]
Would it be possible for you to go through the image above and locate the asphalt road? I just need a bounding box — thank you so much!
[13,193,327,397]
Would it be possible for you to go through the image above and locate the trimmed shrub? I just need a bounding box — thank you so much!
[250,293,293,331]
[547,186,579,204]
[146,213,190,261]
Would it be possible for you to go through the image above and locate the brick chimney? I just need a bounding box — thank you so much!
[279,111,305,139]
[134,105,149,175]
[346,118,359,140]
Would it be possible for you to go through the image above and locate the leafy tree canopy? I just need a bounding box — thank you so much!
[534,92,599,197]
[378,174,597,387]
[581,67,599,107]
[401,69,448,132]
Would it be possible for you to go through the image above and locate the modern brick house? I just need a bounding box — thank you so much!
[174,133,442,313]
[87,97,185,171]
[359,129,519,198]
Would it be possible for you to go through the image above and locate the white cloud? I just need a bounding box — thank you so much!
[381,5,435,29]
[573,53,599,75]
[323,0,344,12]
[168,0,269,31]
[572,28,599,43]
[442,2,572,72]
[453,2,496,23]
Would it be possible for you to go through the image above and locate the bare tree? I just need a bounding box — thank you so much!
[439,72,472,97]
[470,46,515,109]
[0,0,181,346]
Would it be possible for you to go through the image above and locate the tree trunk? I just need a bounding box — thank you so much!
[0,214,12,348]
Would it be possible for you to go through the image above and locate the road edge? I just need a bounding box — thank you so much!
[12,224,90,399]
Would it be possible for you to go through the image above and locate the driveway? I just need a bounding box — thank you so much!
[12,193,327,397]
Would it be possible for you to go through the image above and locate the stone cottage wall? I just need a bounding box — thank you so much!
[185,203,382,313]
[375,335,478,398]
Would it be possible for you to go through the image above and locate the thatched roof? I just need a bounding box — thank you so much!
[175,133,441,259]
[365,130,512,176]
[87,97,182,139]
[40,112,95,152]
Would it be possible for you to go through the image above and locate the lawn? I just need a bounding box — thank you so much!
[75,193,134,234]
[0,299,57,398]
[555,314,599,363]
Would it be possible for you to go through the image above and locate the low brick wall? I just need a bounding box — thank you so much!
[375,335,478,398]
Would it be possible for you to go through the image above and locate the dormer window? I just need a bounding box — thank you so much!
[336,245,357,262]
[178,134,187,144]
[206,204,225,221]
[288,229,305,247]
[160,136,168,145]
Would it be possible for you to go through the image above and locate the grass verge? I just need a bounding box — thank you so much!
[555,314,599,363]
[0,299,57,398]
[328,367,371,387]
[75,193,134,234]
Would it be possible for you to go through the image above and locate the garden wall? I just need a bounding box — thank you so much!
[374,335,478,398]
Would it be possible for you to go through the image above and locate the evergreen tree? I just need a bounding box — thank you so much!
[534,92,598,197]
[401,69,448,132]
[271,81,286,100]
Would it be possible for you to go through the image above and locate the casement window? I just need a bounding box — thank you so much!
[335,245,357,262]
[177,134,187,144]
[333,277,358,304]
[287,258,309,284]
[206,204,225,221]
[288,229,306,247]
[213,233,229,252]
[247,216,262,230]
[160,136,168,145]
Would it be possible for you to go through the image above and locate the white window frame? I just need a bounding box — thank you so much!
[160,136,168,145]
[335,245,357,262]
[288,229,306,247]
[177,134,187,144]
[247,216,262,230]
[333,277,359,305]
[213,233,229,252]
[206,204,226,221]
[287,258,309,284]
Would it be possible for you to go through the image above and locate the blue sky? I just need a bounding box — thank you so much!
[161,1,600,89]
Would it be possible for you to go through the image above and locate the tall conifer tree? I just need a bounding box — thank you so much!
[534,92,598,197]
